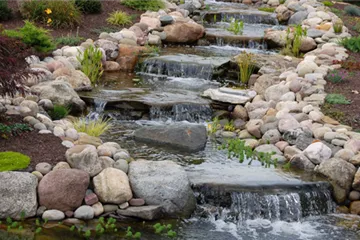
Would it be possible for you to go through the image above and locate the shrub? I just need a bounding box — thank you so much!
[106,11,132,26]
[325,94,351,104]
[122,0,165,11]
[4,21,55,53]
[0,152,30,172]
[333,19,343,34]
[227,18,244,35]
[75,0,102,14]
[0,34,32,97]
[73,117,112,137]
[0,0,12,21]
[340,36,360,53]
[352,21,360,33]
[77,45,104,86]
[236,51,256,84]
[326,69,346,83]
[55,35,83,46]
[344,5,360,16]
[258,7,275,13]
[323,1,334,7]
[47,105,70,120]
[20,0,81,28]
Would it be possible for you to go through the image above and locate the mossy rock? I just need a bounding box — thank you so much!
[0,151,30,171]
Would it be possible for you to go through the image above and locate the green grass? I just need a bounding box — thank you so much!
[122,0,165,11]
[0,152,30,171]
[72,117,112,137]
[106,11,132,26]
[323,1,334,7]
[325,94,351,104]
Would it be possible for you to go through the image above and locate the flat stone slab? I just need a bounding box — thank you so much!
[202,87,257,104]
[117,205,163,220]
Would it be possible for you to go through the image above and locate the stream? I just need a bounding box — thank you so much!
[3,0,360,239]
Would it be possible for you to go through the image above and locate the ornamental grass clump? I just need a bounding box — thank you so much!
[73,117,112,137]
[333,19,343,34]
[0,152,30,172]
[77,45,104,86]
[106,11,132,26]
[47,105,70,120]
[236,51,256,84]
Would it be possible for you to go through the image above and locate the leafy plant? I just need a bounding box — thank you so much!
[344,5,360,16]
[122,0,165,11]
[75,0,102,14]
[20,0,81,28]
[47,104,70,120]
[340,36,360,53]
[208,117,220,134]
[333,19,343,34]
[282,24,307,57]
[236,51,256,84]
[126,226,141,239]
[258,7,275,13]
[72,117,112,137]
[0,123,32,139]
[0,152,31,172]
[220,139,277,168]
[224,120,235,132]
[77,45,104,86]
[326,69,346,83]
[106,11,132,26]
[325,94,351,104]
[227,18,244,35]
[153,223,177,238]
[4,21,55,52]
[323,1,334,7]
[0,0,12,21]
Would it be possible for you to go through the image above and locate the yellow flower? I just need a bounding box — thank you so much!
[45,8,52,14]
[47,18,52,24]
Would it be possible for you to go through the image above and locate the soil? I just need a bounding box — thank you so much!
[321,2,360,132]
[0,115,67,171]
[1,1,142,40]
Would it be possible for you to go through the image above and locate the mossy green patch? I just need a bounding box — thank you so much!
[0,151,30,171]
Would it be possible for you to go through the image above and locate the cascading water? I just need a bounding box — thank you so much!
[149,104,213,122]
[86,99,108,120]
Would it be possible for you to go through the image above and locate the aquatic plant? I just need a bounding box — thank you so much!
[126,226,141,239]
[208,117,220,134]
[153,223,177,238]
[77,45,104,86]
[236,51,256,84]
[227,18,244,35]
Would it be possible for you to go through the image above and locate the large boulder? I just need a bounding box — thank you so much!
[30,80,86,113]
[0,172,38,220]
[128,160,196,218]
[116,44,146,72]
[38,169,89,212]
[133,123,207,152]
[315,158,356,203]
[288,11,308,25]
[164,22,205,43]
[93,168,133,204]
[65,145,103,177]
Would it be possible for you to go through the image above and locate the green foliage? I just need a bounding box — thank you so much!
[75,0,102,14]
[224,120,235,132]
[55,35,83,46]
[236,51,256,84]
[325,94,351,104]
[106,11,132,26]
[153,223,176,238]
[77,45,104,86]
[4,21,55,53]
[282,24,307,57]
[279,0,285,4]
[70,225,76,231]
[340,36,360,53]
[0,123,32,139]
[35,227,42,234]
[352,21,360,33]
[208,117,220,134]
[20,0,81,28]
[72,117,112,137]
[126,226,141,239]
[0,152,30,172]
[220,139,277,168]
[83,230,91,238]
[47,104,70,120]
[333,19,343,34]
[326,69,345,83]
[258,7,275,13]
[122,0,165,11]
[330,7,343,16]
[323,1,334,7]
[344,5,360,16]
[227,18,244,35]
[0,0,12,21]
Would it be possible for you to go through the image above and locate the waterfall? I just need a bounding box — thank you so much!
[86,99,108,121]
[150,104,212,122]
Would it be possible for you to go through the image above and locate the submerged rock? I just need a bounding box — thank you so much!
[134,123,207,152]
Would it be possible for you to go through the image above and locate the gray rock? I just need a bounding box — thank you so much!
[74,205,94,220]
[103,204,119,213]
[260,121,279,135]
[160,15,174,26]
[42,210,65,221]
[114,159,129,173]
[36,206,46,217]
[303,142,332,165]
[0,172,38,219]
[262,129,281,144]
[254,144,282,155]
[315,158,356,203]
[288,11,308,25]
[34,123,47,131]
[117,205,163,220]
[134,123,207,152]
[128,160,196,218]
[35,162,52,175]
[290,154,315,171]
[307,29,325,38]
[295,133,314,150]
[283,128,306,145]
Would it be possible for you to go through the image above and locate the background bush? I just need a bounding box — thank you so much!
[340,36,360,53]
[75,0,102,14]
[122,0,165,11]
[344,5,360,16]
[5,21,55,53]
[47,105,70,120]
[20,0,81,28]
[0,0,12,21]
[0,152,30,172]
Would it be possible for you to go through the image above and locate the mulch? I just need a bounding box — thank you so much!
[0,115,67,171]
[321,2,360,132]
[1,1,142,40]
